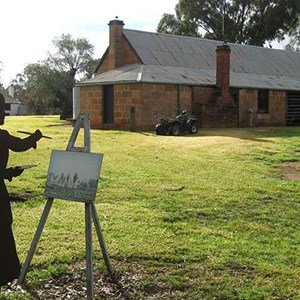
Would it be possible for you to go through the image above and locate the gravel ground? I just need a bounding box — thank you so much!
[1,260,176,300]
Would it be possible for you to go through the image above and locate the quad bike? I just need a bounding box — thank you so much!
[155,110,199,136]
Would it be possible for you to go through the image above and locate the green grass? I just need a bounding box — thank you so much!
[1,116,300,299]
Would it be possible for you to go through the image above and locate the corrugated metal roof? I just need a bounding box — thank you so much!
[124,30,218,70]
[81,29,300,91]
[83,64,142,85]
[81,64,216,86]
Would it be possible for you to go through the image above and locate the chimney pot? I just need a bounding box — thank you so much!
[108,19,125,26]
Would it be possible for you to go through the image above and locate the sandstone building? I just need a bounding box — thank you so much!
[77,19,300,130]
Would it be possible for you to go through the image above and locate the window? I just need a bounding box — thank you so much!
[257,90,269,114]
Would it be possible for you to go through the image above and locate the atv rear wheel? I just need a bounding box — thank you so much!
[169,124,181,136]
[189,122,198,134]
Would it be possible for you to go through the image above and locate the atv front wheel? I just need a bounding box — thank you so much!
[169,124,181,136]
[155,124,167,135]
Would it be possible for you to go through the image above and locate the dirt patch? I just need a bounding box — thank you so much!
[280,161,300,181]
[9,193,33,202]
[3,259,175,299]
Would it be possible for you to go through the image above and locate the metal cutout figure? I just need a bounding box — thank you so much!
[0,93,42,288]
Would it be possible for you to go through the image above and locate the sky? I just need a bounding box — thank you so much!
[0,0,178,87]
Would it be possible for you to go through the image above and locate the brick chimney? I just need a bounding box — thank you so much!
[108,18,125,69]
[216,43,232,105]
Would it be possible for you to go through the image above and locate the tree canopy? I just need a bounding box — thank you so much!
[285,26,300,51]
[49,34,95,81]
[157,0,300,46]
[23,62,74,115]
[11,34,98,117]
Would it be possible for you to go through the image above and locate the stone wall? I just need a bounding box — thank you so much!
[115,83,192,130]
[239,89,286,127]
[97,38,140,74]
[80,83,192,130]
[114,83,142,130]
[257,90,286,126]
[239,89,257,127]
[80,85,103,128]
[80,84,287,130]
[140,84,176,122]
[192,86,238,127]
[192,87,216,105]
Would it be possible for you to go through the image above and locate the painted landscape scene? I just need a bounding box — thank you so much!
[45,150,103,202]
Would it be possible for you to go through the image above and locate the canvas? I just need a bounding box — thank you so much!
[45,150,103,202]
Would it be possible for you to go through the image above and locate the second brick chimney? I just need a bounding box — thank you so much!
[216,43,232,105]
[108,18,125,70]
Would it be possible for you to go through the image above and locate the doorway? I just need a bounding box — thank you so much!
[103,85,114,124]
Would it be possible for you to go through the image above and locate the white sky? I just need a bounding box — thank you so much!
[0,0,178,86]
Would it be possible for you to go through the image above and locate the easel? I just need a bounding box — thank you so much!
[18,113,113,300]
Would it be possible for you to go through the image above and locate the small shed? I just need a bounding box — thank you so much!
[0,87,23,116]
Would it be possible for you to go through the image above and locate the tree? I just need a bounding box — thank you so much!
[14,34,97,116]
[47,34,96,117]
[84,58,101,79]
[10,74,32,110]
[24,62,74,115]
[49,34,95,81]
[157,12,200,37]
[157,0,300,46]
[285,26,300,51]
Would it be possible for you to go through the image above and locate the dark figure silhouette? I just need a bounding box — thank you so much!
[0,93,42,287]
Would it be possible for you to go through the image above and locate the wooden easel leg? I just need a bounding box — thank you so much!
[85,203,94,300]
[91,202,113,277]
[18,198,54,284]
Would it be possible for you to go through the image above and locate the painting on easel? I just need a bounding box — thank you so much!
[45,150,103,202]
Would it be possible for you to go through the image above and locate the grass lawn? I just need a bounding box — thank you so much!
[1,116,300,299]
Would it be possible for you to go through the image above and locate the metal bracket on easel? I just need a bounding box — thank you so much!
[18,113,113,300]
